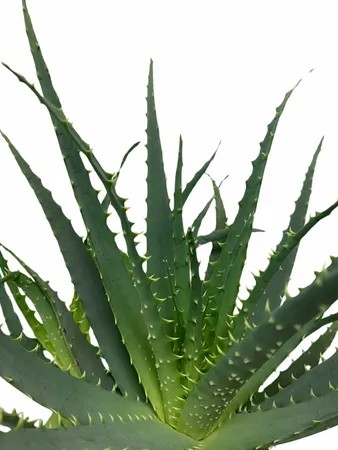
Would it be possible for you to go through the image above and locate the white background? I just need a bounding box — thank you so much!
[0,0,338,448]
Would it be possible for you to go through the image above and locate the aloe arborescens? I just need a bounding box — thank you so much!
[1,1,338,449]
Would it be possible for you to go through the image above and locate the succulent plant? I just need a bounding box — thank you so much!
[1,1,338,449]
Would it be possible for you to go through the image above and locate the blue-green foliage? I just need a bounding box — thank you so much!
[1,1,338,449]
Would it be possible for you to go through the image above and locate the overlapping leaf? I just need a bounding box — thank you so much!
[202,80,302,359]
[0,1,337,449]
[6,0,164,416]
[177,261,338,439]
[0,418,198,450]
[235,137,324,339]
[0,329,154,424]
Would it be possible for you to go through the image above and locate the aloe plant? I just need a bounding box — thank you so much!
[1,1,338,449]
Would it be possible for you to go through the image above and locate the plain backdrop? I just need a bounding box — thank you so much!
[0,1,338,448]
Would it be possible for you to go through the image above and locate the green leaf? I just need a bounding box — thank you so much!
[227,346,338,447]
[0,270,22,338]
[0,419,198,450]
[0,250,53,358]
[253,346,338,412]
[21,0,108,238]
[45,412,74,429]
[0,329,155,425]
[196,228,229,247]
[100,140,140,213]
[0,261,47,359]
[196,228,263,248]
[2,57,163,414]
[163,257,185,357]
[203,177,229,286]
[69,119,184,424]
[211,175,228,230]
[181,141,220,205]
[0,131,136,392]
[249,320,338,409]
[231,196,338,342]
[3,60,186,423]
[203,392,338,450]
[177,260,338,439]
[172,136,190,324]
[277,414,338,446]
[69,290,91,340]
[202,77,302,358]
[249,137,324,327]
[40,83,185,421]
[0,408,38,430]
[0,275,47,360]
[2,269,81,377]
[2,4,337,447]
[180,228,204,392]
[1,243,113,388]
[190,176,228,238]
[145,60,175,323]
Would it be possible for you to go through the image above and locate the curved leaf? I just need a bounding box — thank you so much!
[249,320,338,409]
[0,329,154,425]
[1,244,113,387]
[18,0,153,404]
[203,79,302,358]
[177,260,338,439]
[203,391,338,450]
[2,64,163,417]
[249,137,324,327]
[0,419,198,450]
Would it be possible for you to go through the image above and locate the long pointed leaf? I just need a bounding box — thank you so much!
[197,228,263,247]
[202,78,302,358]
[0,261,47,359]
[4,60,185,423]
[1,243,113,387]
[172,136,190,324]
[100,140,140,213]
[277,414,338,446]
[145,60,174,323]
[0,418,198,450]
[249,320,338,409]
[69,290,91,340]
[203,177,228,286]
[57,113,184,424]
[177,259,338,439]
[0,129,140,396]
[249,137,324,327]
[1,268,81,378]
[231,196,338,342]
[0,272,22,339]
[253,347,338,412]
[190,175,228,238]
[3,57,163,418]
[0,257,55,359]
[180,228,204,393]
[203,391,338,450]
[0,329,154,425]
[181,141,220,205]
